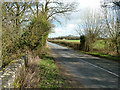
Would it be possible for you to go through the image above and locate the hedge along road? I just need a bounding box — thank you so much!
[47,42,120,88]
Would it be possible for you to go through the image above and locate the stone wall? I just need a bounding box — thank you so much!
[0,56,26,89]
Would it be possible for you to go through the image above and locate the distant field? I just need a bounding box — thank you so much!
[54,39,105,49]
[56,40,80,42]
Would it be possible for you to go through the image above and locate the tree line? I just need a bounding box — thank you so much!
[49,35,80,40]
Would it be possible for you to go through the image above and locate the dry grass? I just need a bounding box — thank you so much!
[14,49,65,88]
[14,51,41,88]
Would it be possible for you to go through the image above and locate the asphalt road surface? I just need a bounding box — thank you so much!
[47,42,120,88]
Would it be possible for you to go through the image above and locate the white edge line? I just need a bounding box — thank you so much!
[80,59,119,77]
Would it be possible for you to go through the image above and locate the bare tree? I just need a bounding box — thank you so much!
[100,0,120,55]
[27,0,77,45]
[102,3,120,55]
[113,1,120,55]
[77,10,103,51]
[27,0,77,21]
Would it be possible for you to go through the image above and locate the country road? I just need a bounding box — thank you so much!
[47,42,120,88]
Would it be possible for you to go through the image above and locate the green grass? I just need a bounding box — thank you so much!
[37,54,64,88]
[80,51,120,62]
[93,40,105,49]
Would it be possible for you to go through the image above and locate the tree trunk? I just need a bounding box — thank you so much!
[36,2,39,18]
[116,42,119,54]
[116,39,120,56]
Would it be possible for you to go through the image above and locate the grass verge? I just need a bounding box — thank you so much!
[80,51,120,63]
[37,53,65,88]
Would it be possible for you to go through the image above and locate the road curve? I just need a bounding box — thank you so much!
[47,42,120,88]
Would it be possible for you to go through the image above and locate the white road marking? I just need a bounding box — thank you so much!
[81,59,119,77]
[65,51,120,77]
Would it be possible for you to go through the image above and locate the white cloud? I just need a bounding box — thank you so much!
[49,0,103,38]
[66,24,77,29]
[49,27,65,37]
[78,0,101,9]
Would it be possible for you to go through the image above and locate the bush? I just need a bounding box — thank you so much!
[2,13,52,68]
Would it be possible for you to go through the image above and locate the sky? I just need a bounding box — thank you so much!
[48,0,102,38]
